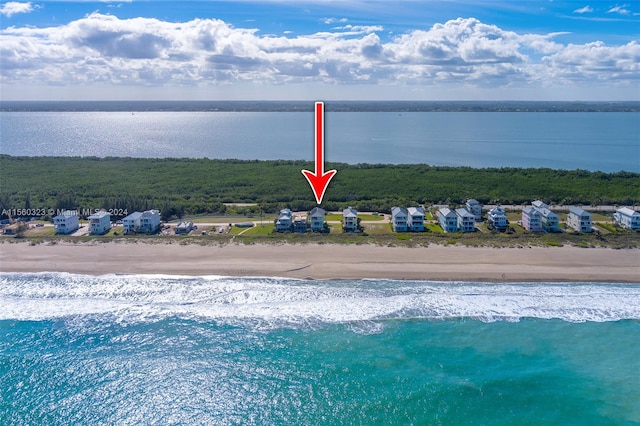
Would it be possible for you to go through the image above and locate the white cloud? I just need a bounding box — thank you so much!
[607,4,630,15]
[573,5,593,14]
[0,1,34,17]
[321,17,348,25]
[0,14,637,99]
[542,41,640,83]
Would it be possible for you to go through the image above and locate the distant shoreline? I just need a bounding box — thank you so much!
[1,241,638,283]
[2,100,640,113]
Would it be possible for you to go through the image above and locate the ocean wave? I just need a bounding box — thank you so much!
[1,272,639,325]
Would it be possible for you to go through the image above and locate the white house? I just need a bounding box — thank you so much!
[455,208,476,232]
[391,206,408,232]
[487,206,508,232]
[522,207,542,232]
[53,210,79,234]
[407,207,425,232]
[438,207,458,233]
[532,200,559,232]
[175,221,194,234]
[465,199,483,222]
[309,207,326,232]
[614,207,640,230]
[122,211,143,233]
[88,210,111,235]
[276,208,293,232]
[343,207,359,232]
[567,207,592,233]
[140,209,161,234]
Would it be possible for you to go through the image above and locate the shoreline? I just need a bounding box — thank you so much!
[1,241,638,283]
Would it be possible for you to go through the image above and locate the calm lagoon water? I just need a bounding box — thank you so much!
[1,111,638,171]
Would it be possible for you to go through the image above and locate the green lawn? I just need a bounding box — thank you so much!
[591,212,612,222]
[239,224,274,236]
[506,212,521,222]
[363,223,393,235]
[426,223,445,234]
[595,223,618,233]
[325,213,384,222]
[23,226,56,237]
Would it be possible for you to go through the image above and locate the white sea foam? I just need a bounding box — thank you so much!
[1,272,639,325]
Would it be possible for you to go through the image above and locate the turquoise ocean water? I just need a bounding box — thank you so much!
[2,273,639,425]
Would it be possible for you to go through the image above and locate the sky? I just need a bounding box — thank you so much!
[0,0,638,101]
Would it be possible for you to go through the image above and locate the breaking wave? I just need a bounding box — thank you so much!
[1,272,639,326]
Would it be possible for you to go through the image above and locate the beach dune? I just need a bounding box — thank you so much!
[1,242,638,282]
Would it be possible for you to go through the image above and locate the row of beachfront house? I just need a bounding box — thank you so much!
[391,207,426,232]
[52,210,113,235]
[276,207,327,233]
[275,207,362,233]
[434,199,640,234]
[122,210,162,234]
[53,209,160,235]
[54,203,640,237]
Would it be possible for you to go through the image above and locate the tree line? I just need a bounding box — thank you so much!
[1,156,638,221]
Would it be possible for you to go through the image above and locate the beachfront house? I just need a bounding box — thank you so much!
[309,207,326,232]
[522,207,542,232]
[175,221,194,234]
[88,210,111,235]
[532,200,559,232]
[275,208,293,232]
[140,209,161,233]
[122,211,143,233]
[53,210,79,234]
[391,206,408,232]
[567,207,592,233]
[407,207,425,232]
[465,199,483,222]
[455,208,476,232]
[293,215,308,233]
[343,207,359,232]
[614,207,640,230]
[438,207,458,233]
[487,206,508,232]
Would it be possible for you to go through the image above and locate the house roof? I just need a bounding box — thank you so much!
[489,206,506,216]
[343,207,357,218]
[523,206,540,216]
[455,208,475,218]
[569,206,591,217]
[617,207,640,216]
[407,207,424,217]
[391,206,407,218]
[123,212,143,221]
[278,209,292,219]
[88,211,110,219]
[53,210,78,220]
[310,207,325,216]
[466,199,480,206]
[535,206,558,219]
[532,200,549,209]
[439,207,456,218]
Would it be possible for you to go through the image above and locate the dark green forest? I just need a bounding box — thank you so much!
[1,155,638,220]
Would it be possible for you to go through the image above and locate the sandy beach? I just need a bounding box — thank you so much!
[1,241,638,282]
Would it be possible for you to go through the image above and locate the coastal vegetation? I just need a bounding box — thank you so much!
[1,156,638,221]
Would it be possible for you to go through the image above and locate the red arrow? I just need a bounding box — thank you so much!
[301,101,337,204]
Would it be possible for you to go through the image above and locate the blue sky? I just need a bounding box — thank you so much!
[1,0,639,100]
